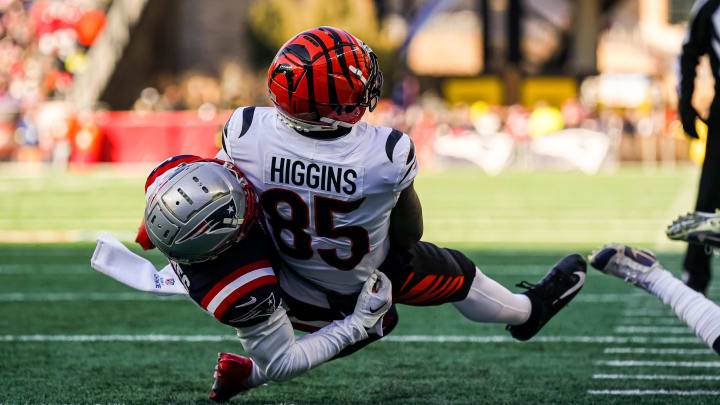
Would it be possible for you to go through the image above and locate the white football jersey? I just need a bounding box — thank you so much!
[219,106,417,294]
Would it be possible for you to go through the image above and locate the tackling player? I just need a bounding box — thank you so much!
[587,211,720,355]
[217,27,586,344]
[590,243,720,355]
[91,155,394,401]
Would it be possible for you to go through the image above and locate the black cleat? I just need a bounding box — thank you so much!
[507,254,587,341]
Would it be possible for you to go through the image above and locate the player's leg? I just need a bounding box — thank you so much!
[682,130,720,293]
[380,242,587,341]
[210,353,267,401]
[590,244,720,354]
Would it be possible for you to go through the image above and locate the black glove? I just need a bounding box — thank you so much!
[679,102,706,139]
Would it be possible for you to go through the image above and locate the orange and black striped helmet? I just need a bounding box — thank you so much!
[268,26,383,132]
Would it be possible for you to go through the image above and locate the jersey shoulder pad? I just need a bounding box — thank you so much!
[222,106,275,156]
[381,127,417,191]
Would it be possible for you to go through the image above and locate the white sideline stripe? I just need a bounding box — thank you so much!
[603,347,713,355]
[588,389,720,396]
[614,326,693,335]
[0,264,91,274]
[593,374,720,381]
[622,311,673,317]
[0,292,650,304]
[574,293,647,303]
[618,318,683,325]
[0,292,183,301]
[385,335,703,344]
[596,360,720,368]
[0,334,706,344]
[0,334,238,342]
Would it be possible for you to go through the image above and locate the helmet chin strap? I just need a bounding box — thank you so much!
[276,109,354,132]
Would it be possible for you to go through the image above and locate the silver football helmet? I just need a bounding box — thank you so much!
[144,160,258,264]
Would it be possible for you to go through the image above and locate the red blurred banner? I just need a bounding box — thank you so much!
[77,110,229,163]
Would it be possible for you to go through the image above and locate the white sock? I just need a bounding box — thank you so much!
[247,360,268,388]
[453,268,532,325]
[649,270,720,352]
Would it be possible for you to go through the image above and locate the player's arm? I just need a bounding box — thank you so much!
[225,271,392,382]
[389,182,423,251]
[678,0,715,138]
[387,130,422,251]
[91,232,188,296]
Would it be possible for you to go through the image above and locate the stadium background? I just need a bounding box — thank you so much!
[1,0,719,404]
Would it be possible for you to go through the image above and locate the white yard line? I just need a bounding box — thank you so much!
[0,334,707,344]
[593,374,720,381]
[0,292,649,303]
[653,166,699,251]
[614,326,693,335]
[588,389,720,396]
[596,360,720,368]
[617,318,683,325]
[574,293,648,303]
[603,347,712,355]
[622,310,673,317]
[0,293,183,301]
[0,264,91,275]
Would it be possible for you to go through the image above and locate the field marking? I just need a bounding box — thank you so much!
[596,360,720,368]
[0,292,650,303]
[588,389,720,396]
[653,166,698,250]
[603,347,713,355]
[617,317,683,325]
[0,264,92,275]
[573,293,651,303]
[0,334,706,345]
[622,310,673,317]
[593,374,720,381]
[614,326,693,335]
[0,293,184,302]
[0,334,238,342]
[0,264,599,278]
[0,230,136,243]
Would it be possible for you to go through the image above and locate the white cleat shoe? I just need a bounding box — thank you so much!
[589,243,667,290]
[667,211,720,249]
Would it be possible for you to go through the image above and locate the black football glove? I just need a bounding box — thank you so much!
[679,102,706,139]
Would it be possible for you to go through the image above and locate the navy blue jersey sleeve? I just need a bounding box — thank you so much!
[173,223,280,326]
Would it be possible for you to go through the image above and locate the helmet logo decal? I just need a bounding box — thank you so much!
[176,200,239,244]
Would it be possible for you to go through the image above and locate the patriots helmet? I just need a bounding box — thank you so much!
[144,160,258,264]
[268,26,383,132]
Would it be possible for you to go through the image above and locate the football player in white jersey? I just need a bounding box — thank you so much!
[217,26,587,351]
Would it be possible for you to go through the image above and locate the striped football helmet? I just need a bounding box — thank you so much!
[268,26,383,132]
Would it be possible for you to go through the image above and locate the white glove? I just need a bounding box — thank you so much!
[352,270,392,331]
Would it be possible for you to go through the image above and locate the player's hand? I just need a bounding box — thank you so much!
[353,270,392,330]
[678,102,705,139]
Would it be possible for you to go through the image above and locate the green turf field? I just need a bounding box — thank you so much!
[2,165,719,405]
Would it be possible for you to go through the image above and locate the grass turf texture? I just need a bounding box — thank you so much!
[2,165,718,404]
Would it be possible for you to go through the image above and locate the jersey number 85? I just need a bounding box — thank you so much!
[260,188,370,271]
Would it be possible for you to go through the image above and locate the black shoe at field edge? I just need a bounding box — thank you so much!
[506,254,587,341]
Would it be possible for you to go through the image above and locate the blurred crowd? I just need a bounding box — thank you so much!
[0,0,107,164]
[364,93,689,171]
[0,0,696,171]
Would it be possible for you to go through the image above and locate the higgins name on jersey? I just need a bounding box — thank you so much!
[217,106,418,295]
[266,155,362,197]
